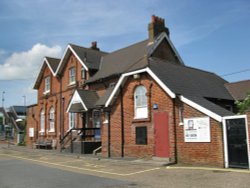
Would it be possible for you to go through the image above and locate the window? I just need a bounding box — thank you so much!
[179,107,184,125]
[69,67,76,84]
[93,110,101,128]
[44,76,50,93]
[40,110,45,132]
[69,113,76,129]
[93,110,101,140]
[81,67,85,79]
[134,86,148,119]
[136,126,147,145]
[49,107,55,132]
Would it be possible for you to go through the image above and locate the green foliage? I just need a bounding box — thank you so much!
[236,93,250,114]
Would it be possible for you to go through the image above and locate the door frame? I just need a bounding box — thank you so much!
[222,115,250,169]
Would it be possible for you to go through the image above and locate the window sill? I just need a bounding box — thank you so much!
[132,117,150,123]
[43,91,50,95]
[103,120,109,124]
[179,122,184,126]
[48,130,55,133]
[68,82,76,86]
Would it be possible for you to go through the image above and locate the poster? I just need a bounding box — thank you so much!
[184,117,210,142]
[29,128,34,137]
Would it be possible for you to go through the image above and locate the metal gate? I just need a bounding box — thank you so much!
[223,115,250,169]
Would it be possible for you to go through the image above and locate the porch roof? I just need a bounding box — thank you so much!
[67,89,99,113]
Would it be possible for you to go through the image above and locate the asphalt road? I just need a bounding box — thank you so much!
[1,145,250,188]
[0,158,131,188]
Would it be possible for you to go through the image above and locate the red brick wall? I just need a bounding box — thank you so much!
[26,105,38,148]
[101,73,176,160]
[176,102,224,167]
[34,53,86,148]
[101,72,225,167]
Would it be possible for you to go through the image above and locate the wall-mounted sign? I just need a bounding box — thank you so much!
[29,128,34,137]
[184,117,210,142]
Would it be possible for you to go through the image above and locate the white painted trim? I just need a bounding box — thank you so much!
[146,68,176,98]
[180,96,222,122]
[66,90,88,112]
[55,45,70,75]
[55,45,89,76]
[68,45,89,71]
[222,118,229,168]
[105,68,147,107]
[104,68,176,107]
[222,115,250,169]
[44,58,57,76]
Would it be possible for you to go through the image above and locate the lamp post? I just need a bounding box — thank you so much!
[22,95,26,116]
[2,91,5,108]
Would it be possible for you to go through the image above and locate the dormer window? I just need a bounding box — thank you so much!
[69,67,76,85]
[44,76,50,94]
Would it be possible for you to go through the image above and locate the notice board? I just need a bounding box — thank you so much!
[184,117,210,142]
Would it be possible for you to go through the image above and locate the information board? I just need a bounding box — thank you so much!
[184,117,210,142]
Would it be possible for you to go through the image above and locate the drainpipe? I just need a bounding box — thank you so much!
[108,108,111,158]
[120,86,124,158]
[173,97,178,164]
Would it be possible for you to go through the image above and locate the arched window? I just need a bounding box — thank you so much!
[49,107,55,132]
[40,109,45,132]
[134,86,148,119]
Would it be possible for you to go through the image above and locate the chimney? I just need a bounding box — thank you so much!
[90,41,100,51]
[148,15,170,42]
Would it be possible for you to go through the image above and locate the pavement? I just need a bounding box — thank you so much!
[1,142,250,188]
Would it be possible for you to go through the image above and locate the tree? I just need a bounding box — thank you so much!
[236,93,250,114]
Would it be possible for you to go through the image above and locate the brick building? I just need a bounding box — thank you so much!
[26,15,250,168]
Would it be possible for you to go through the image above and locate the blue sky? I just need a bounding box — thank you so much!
[0,0,249,107]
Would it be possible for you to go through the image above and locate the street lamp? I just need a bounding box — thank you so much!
[2,91,5,108]
[22,95,26,116]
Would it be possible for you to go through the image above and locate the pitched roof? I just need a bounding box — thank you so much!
[45,57,60,73]
[225,80,250,101]
[86,40,150,83]
[149,58,233,100]
[56,44,108,76]
[77,89,99,109]
[33,57,60,89]
[148,58,234,117]
[67,90,99,113]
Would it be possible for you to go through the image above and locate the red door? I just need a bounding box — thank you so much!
[154,112,170,157]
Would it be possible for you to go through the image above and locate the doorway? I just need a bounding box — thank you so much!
[223,115,249,169]
[154,112,170,158]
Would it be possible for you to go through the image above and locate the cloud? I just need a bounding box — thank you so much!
[0,44,62,80]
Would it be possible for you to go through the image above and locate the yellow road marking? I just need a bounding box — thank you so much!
[166,166,250,174]
[0,153,160,176]
[56,160,82,164]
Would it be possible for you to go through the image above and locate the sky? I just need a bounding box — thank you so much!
[0,0,249,108]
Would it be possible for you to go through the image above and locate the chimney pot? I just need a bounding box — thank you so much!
[90,41,100,51]
[148,15,170,42]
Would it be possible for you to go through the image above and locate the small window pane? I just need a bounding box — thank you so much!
[134,86,148,119]
[69,67,76,84]
[44,77,50,92]
[136,126,147,145]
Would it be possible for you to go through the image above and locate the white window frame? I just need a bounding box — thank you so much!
[134,85,148,119]
[81,67,85,79]
[68,112,76,130]
[44,76,50,94]
[40,109,45,132]
[69,67,76,85]
[49,107,55,132]
[93,110,101,128]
